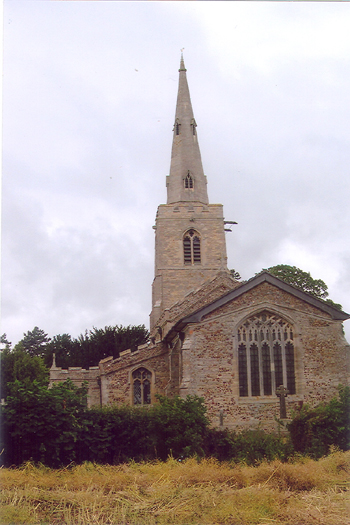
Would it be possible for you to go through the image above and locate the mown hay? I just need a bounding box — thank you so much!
[1,451,349,524]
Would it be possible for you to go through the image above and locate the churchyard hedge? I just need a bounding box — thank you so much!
[1,381,349,467]
[287,385,350,457]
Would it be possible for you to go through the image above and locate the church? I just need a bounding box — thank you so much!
[50,56,349,431]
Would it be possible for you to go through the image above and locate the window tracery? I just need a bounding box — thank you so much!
[237,311,296,397]
[132,368,151,405]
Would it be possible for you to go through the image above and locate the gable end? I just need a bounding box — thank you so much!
[170,271,349,336]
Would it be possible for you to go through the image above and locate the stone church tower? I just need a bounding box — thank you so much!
[151,55,228,330]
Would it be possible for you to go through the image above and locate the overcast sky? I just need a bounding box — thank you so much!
[2,1,350,347]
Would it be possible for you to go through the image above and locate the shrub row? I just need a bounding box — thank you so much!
[1,381,349,467]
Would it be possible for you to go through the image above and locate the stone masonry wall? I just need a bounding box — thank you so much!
[176,282,349,431]
[99,342,170,406]
[151,202,227,329]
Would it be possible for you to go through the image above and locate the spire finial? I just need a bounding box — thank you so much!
[179,49,186,72]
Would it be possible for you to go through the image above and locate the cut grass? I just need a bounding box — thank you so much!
[1,450,349,524]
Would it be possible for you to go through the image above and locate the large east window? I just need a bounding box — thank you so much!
[132,368,151,405]
[183,229,201,265]
[237,311,296,397]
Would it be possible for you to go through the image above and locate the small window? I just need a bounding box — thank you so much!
[183,229,201,265]
[191,118,197,136]
[174,119,181,136]
[185,172,194,189]
[132,368,152,405]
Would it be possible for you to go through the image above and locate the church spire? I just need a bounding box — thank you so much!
[166,54,209,205]
[151,55,228,331]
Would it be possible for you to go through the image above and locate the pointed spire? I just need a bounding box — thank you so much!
[179,52,186,72]
[166,53,209,205]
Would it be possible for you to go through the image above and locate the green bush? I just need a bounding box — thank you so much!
[1,391,210,466]
[149,395,209,460]
[79,405,153,464]
[204,428,292,465]
[1,379,87,467]
[287,385,350,458]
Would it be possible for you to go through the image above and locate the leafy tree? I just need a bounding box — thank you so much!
[0,334,12,351]
[19,326,51,358]
[264,264,342,309]
[0,345,49,400]
[76,324,149,368]
[45,333,80,368]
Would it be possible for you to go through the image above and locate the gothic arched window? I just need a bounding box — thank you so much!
[185,172,194,189]
[237,311,296,397]
[132,368,152,405]
[183,229,201,265]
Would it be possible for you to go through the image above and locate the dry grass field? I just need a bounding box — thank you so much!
[1,450,349,525]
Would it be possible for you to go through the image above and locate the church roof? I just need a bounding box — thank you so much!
[168,270,349,336]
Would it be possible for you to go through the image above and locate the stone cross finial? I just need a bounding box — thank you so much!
[276,384,289,419]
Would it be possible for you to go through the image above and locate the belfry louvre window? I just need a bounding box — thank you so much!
[174,119,181,136]
[185,172,194,189]
[191,118,197,136]
[132,368,151,405]
[183,230,201,265]
[237,311,296,397]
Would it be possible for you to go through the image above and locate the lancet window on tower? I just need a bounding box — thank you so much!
[185,171,194,189]
[183,230,201,265]
[132,367,151,405]
[237,311,296,398]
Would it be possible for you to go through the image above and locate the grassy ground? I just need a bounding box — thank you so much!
[1,450,349,525]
